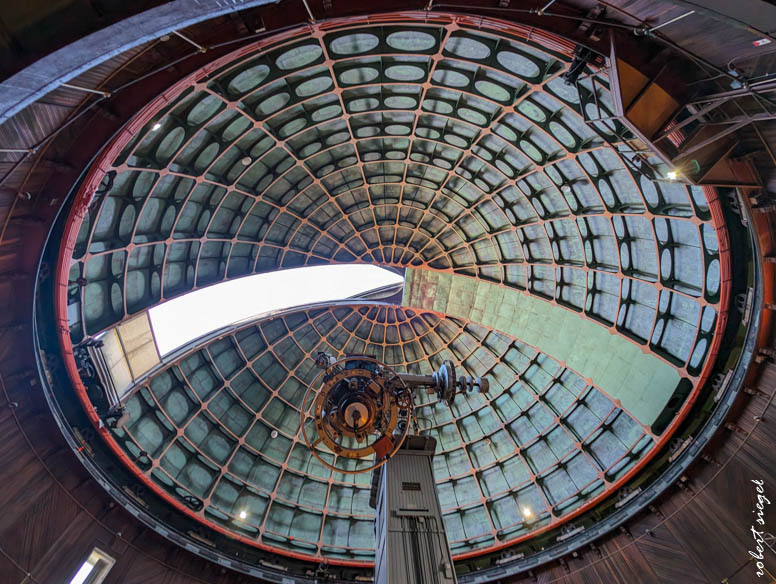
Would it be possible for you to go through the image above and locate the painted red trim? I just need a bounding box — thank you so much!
[53,11,731,568]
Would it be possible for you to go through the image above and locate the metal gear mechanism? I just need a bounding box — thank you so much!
[301,353,489,474]
[301,355,412,474]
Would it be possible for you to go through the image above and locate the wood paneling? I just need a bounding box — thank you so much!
[635,529,708,584]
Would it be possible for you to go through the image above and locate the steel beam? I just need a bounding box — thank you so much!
[0,0,275,124]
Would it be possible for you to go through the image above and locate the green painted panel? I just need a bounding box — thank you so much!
[403,269,680,426]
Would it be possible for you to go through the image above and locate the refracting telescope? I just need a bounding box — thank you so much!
[300,353,489,474]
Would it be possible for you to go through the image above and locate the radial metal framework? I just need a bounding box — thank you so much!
[54,12,731,569]
[110,303,653,562]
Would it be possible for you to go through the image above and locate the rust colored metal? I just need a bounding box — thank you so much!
[52,11,732,567]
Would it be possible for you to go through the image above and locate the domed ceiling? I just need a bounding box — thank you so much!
[111,303,653,562]
[56,12,730,570]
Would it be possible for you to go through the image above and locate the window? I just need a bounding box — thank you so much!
[67,548,115,584]
[90,312,161,404]
[148,264,404,355]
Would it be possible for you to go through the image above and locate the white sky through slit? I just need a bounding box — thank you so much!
[149,265,404,355]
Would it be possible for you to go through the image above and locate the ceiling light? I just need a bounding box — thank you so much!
[521,506,533,518]
[665,170,678,180]
[270,430,279,439]
[151,122,162,131]
[239,510,247,519]
[241,156,252,166]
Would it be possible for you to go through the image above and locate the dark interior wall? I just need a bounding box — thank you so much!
[0,1,167,78]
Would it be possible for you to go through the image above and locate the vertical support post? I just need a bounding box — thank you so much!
[370,435,456,584]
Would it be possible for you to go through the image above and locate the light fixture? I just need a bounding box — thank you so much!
[151,122,162,131]
[241,156,252,166]
[665,170,678,180]
[239,510,248,520]
[521,506,533,519]
[270,429,279,439]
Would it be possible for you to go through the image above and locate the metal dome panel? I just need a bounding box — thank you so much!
[55,12,731,569]
[112,303,651,561]
[64,16,722,349]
